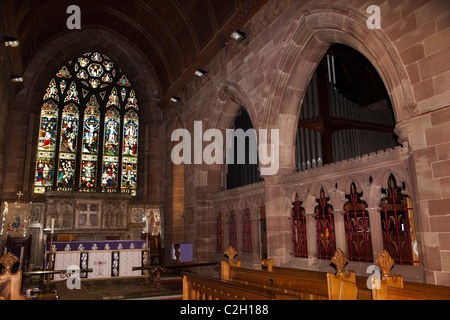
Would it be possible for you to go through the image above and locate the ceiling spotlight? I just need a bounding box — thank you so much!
[230,30,246,42]
[170,96,181,103]
[10,75,23,83]
[194,69,207,78]
[2,36,19,47]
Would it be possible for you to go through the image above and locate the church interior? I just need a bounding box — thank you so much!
[1,0,450,301]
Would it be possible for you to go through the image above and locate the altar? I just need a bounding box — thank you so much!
[45,240,148,280]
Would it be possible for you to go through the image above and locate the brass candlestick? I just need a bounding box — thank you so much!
[45,233,56,292]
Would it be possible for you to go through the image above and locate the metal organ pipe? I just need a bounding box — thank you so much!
[296,69,397,171]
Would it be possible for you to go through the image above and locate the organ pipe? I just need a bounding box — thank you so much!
[295,69,397,171]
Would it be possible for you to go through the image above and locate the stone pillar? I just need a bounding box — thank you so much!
[301,192,318,258]
[360,182,385,261]
[328,188,349,256]
[251,203,260,257]
[264,175,292,265]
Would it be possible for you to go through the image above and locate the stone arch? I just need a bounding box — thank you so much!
[339,174,371,195]
[206,80,258,132]
[262,4,416,173]
[204,81,260,189]
[17,26,160,122]
[15,26,162,203]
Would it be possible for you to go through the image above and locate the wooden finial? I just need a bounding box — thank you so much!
[0,252,19,274]
[375,250,395,278]
[261,258,274,272]
[374,250,403,288]
[330,249,348,274]
[224,246,238,263]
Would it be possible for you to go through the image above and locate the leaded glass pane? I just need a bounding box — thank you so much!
[59,104,79,153]
[103,108,120,156]
[38,101,59,152]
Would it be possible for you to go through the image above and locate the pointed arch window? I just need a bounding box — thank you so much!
[34,51,139,196]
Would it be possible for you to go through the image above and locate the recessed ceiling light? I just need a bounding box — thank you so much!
[230,30,246,42]
[2,36,19,47]
[194,69,207,78]
[10,75,23,82]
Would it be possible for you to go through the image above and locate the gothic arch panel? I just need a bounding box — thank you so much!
[262,4,416,172]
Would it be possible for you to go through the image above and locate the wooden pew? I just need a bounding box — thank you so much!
[0,252,26,300]
[263,258,372,299]
[221,247,358,300]
[371,250,450,300]
[182,272,298,300]
[326,250,358,300]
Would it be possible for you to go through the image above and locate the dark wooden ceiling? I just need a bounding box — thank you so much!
[2,0,268,109]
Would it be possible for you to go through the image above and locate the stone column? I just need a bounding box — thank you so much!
[301,192,318,258]
[360,183,385,261]
[264,175,292,265]
[328,188,349,256]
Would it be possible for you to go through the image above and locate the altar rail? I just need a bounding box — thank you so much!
[0,252,26,300]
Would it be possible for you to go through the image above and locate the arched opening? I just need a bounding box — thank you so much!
[295,44,399,171]
[226,107,262,189]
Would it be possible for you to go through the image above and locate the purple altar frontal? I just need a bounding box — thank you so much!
[45,240,148,280]
[46,240,147,252]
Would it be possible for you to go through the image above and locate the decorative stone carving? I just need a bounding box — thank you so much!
[56,199,74,228]
[103,201,126,228]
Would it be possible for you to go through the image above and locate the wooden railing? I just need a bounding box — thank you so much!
[0,252,26,300]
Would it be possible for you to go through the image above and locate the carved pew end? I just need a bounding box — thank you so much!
[327,249,358,300]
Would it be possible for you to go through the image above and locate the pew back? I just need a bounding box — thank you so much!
[221,248,360,300]
[182,272,298,300]
[371,250,450,300]
[228,265,329,300]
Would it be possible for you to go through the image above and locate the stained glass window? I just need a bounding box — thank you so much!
[34,51,139,195]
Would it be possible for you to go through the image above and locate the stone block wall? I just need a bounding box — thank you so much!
[162,0,450,285]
